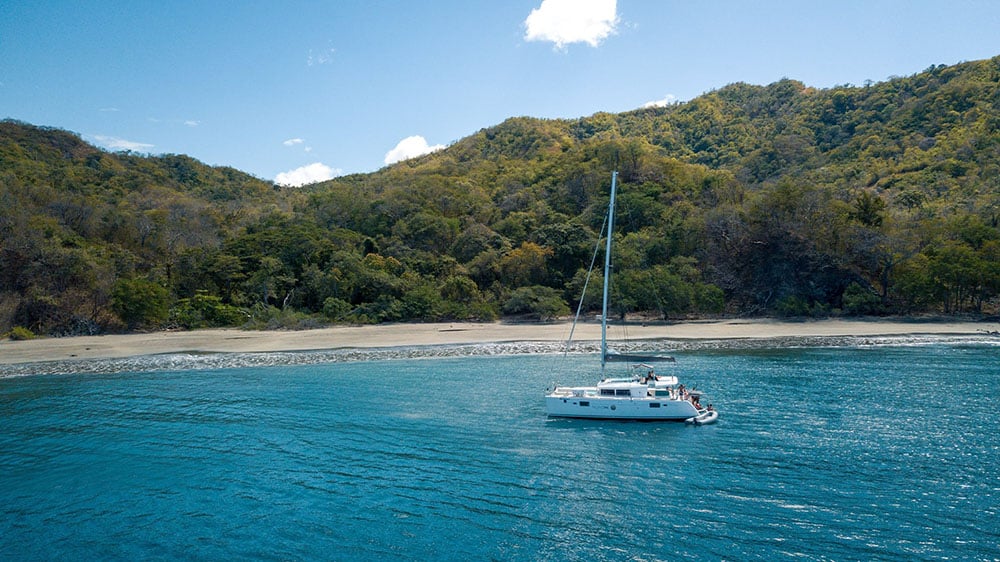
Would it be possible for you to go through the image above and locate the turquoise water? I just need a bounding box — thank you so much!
[2,344,998,560]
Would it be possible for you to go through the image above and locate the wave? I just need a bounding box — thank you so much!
[2,334,997,378]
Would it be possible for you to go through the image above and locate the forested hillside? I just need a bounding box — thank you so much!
[3,56,999,336]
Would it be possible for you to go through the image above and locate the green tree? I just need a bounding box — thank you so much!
[499,242,553,287]
[401,282,444,320]
[848,191,886,227]
[111,278,170,329]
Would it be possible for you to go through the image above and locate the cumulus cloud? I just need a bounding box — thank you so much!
[275,162,340,187]
[384,135,445,165]
[642,94,678,108]
[524,0,618,49]
[93,135,154,152]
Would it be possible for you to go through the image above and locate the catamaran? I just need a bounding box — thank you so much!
[544,171,718,423]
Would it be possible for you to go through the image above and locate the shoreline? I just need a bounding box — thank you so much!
[2,318,996,370]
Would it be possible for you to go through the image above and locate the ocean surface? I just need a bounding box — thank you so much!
[2,338,998,561]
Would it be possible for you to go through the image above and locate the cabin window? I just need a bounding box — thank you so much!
[615,389,630,397]
[579,401,590,407]
[600,389,615,396]
[649,403,661,408]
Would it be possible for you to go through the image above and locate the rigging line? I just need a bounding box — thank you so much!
[565,211,608,356]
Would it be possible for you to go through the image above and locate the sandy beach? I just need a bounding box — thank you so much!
[1,318,995,367]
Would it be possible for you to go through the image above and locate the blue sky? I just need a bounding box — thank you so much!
[2,1,998,185]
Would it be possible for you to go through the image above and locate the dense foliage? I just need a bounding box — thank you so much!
[2,56,999,335]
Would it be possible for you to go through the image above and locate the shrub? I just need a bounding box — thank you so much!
[695,283,726,314]
[322,297,352,321]
[502,286,569,321]
[842,282,883,316]
[171,292,247,328]
[244,306,324,330]
[9,326,36,340]
[775,295,810,317]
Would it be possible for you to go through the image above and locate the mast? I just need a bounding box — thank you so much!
[600,171,618,375]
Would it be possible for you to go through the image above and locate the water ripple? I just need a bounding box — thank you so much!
[2,347,998,560]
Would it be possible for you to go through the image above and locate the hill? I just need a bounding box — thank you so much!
[2,56,999,336]
[0,121,290,335]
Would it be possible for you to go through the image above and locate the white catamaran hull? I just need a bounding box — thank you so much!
[545,395,700,421]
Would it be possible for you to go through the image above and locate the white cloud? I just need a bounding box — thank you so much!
[283,138,313,153]
[275,162,340,187]
[524,0,618,49]
[93,135,154,152]
[184,120,200,127]
[384,135,445,165]
[642,94,677,108]
[308,47,336,66]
